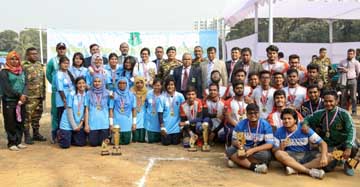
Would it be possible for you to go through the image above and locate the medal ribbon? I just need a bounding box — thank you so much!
[309,98,322,115]
[235,97,244,115]
[167,93,175,114]
[247,120,260,144]
[288,86,298,104]
[77,93,84,114]
[326,107,339,131]
[260,89,269,106]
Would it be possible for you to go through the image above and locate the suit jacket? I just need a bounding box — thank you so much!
[173,65,202,98]
[225,59,241,80]
[152,58,165,71]
[84,56,108,68]
[232,60,263,81]
[200,59,228,90]
[118,55,138,66]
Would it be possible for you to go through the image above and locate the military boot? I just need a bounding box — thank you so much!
[24,128,34,144]
[32,128,47,141]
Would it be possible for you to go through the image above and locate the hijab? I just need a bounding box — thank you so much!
[4,51,22,75]
[131,76,147,105]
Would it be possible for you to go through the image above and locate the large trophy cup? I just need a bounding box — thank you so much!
[332,150,359,169]
[112,125,122,156]
[201,122,211,152]
[236,132,246,157]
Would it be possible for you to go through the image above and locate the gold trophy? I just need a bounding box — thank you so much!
[332,150,359,169]
[201,122,211,152]
[112,125,122,156]
[236,132,246,157]
[101,139,110,156]
[188,134,197,152]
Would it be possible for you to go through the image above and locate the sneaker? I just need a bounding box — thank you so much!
[285,166,297,175]
[344,163,355,176]
[227,159,238,168]
[254,163,268,174]
[17,144,27,149]
[309,169,325,179]
[9,145,20,151]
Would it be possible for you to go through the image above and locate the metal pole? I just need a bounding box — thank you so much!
[254,2,259,60]
[39,25,44,64]
[328,20,334,61]
[268,0,273,44]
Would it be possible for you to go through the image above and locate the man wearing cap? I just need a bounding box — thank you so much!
[158,46,182,80]
[84,43,108,68]
[46,42,66,143]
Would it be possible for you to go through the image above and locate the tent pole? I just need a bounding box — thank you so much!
[39,25,44,64]
[328,19,334,60]
[254,2,259,60]
[268,0,273,44]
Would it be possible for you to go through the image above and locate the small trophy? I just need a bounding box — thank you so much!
[201,122,211,152]
[112,125,122,156]
[236,132,246,157]
[101,138,110,156]
[332,150,359,169]
[188,135,197,152]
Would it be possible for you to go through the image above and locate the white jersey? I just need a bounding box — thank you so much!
[283,85,307,110]
[251,87,276,119]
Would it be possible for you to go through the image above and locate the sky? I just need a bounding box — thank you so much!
[0,0,242,32]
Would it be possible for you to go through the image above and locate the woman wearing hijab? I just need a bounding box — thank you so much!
[86,53,109,88]
[131,76,147,142]
[0,51,27,151]
[112,77,136,145]
[84,74,113,146]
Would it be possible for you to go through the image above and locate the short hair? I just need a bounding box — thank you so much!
[152,77,163,86]
[234,68,247,77]
[289,54,300,61]
[108,52,118,60]
[207,46,217,53]
[59,56,70,64]
[278,52,284,59]
[194,46,203,51]
[26,47,37,55]
[281,108,298,124]
[231,47,241,52]
[322,89,338,99]
[208,82,219,91]
[307,84,319,91]
[248,72,259,79]
[259,70,271,78]
[307,63,319,72]
[241,47,252,55]
[155,46,163,51]
[232,80,244,88]
[273,89,286,98]
[166,46,176,53]
[186,85,197,94]
[89,43,99,50]
[319,48,327,52]
[348,48,355,53]
[266,45,279,53]
[140,47,151,56]
[273,72,284,78]
[72,52,85,66]
[246,103,259,112]
[287,68,299,76]
[164,76,176,89]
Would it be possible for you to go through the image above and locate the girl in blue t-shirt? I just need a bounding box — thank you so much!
[84,74,113,146]
[105,53,122,92]
[69,52,88,79]
[58,77,87,148]
[121,56,136,88]
[131,76,147,142]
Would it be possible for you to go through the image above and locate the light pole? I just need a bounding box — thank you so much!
[24,26,45,64]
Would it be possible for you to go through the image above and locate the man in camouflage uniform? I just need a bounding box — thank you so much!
[192,46,207,68]
[311,48,335,88]
[22,47,47,144]
[157,46,182,80]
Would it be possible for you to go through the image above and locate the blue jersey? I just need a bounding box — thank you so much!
[105,65,122,91]
[69,66,88,79]
[85,71,110,87]
[85,90,114,130]
[274,124,322,152]
[144,90,161,132]
[55,71,74,107]
[232,118,274,147]
[113,92,136,132]
[60,92,87,130]
[156,92,185,134]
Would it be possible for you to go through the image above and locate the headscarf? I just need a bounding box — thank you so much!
[115,76,130,97]
[4,51,22,75]
[89,74,108,106]
[90,53,104,73]
[131,76,147,105]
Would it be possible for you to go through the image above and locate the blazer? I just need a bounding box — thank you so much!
[232,60,263,81]
[173,65,202,98]
[84,56,108,68]
[225,59,241,80]
[200,59,228,90]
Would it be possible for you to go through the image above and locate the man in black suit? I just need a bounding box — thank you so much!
[232,47,263,84]
[84,43,108,67]
[152,46,165,71]
[173,53,202,98]
[225,47,241,84]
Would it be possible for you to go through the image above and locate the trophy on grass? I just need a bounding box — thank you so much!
[236,132,246,157]
[101,138,110,156]
[112,125,122,156]
[201,122,211,152]
[332,150,359,169]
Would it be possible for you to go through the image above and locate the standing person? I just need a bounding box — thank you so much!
[225,47,241,82]
[301,64,324,92]
[232,48,263,84]
[84,43,108,67]
[338,49,360,115]
[22,47,47,144]
[283,69,307,110]
[131,76,147,143]
[302,90,358,176]
[272,72,285,90]
[226,104,273,173]
[84,74,113,146]
[145,78,163,143]
[69,52,88,79]
[0,51,27,151]
[260,45,289,75]
[105,53,122,92]
[157,77,185,145]
[311,48,335,88]
[158,46,182,80]
[121,56,136,89]
[200,47,228,90]
[204,70,227,98]
[173,53,202,98]
[192,46,207,68]
[86,53,109,88]
[54,56,75,142]
[47,42,67,141]
[251,70,276,119]
[118,42,134,65]
[300,85,324,117]
[152,46,165,71]
[289,54,307,84]
[58,77,87,148]
[133,48,157,89]
[272,108,328,179]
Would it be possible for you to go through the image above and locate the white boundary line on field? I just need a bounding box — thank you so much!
[135,157,202,187]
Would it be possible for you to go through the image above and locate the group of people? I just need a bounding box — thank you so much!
[0,42,359,179]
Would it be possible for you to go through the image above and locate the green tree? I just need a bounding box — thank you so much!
[0,30,19,52]
[15,29,47,61]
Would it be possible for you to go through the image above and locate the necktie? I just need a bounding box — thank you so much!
[182,68,189,91]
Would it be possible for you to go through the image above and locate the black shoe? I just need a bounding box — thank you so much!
[24,129,34,145]
[32,134,47,141]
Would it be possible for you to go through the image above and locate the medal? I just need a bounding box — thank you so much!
[262,108,266,112]
[121,108,124,113]
[120,97,125,113]
[285,125,298,147]
[95,92,102,111]
[77,111,81,116]
[152,111,156,115]
[77,93,84,117]
[97,105,101,110]
[284,137,291,146]
[325,107,339,138]
[325,131,330,138]
[167,93,176,117]
[260,88,269,112]
[287,86,298,104]
[170,111,174,116]
[247,120,260,147]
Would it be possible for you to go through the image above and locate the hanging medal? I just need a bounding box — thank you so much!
[325,107,339,138]
[151,95,157,115]
[77,94,83,116]
[120,97,125,113]
[309,98,321,115]
[95,93,102,110]
[260,89,269,112]
[284,125,298,146]
[136,95,142,113]
[168,94,175,116]
[247,120,260,147]
[236,97,245,120]
[287,87,298,105]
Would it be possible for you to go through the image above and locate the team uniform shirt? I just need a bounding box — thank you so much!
[156,92,185,134]
[85,70,110,87]
[104,64,122,92]
[273,125,322,152]
[134,97,146,129]
[86,90,114,130]
[300,99,324,117]
[228,85,252,97]
[261,59,289,74]
[203,98,226,131]
[69,66,88,79]
[113,92,136,132]
[60,92,87,130]
[251,87,276,119]
[132,61,157,89]
[122,70,134,88]
[55,71,75,107]
[267,110,304,129]
[232,118,274,147]
[144,90,161,132]
[283,85,307,110]
[225,97,248,124]
[180,98,203,122]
